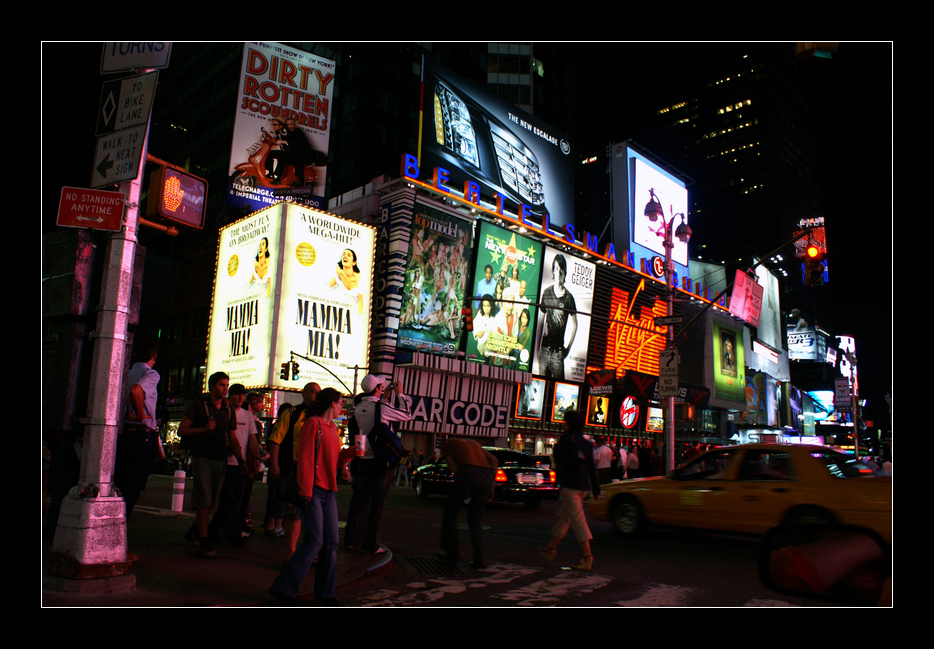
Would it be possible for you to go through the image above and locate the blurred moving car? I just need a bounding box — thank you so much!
[413,447,558,509]
[588,444,891,542]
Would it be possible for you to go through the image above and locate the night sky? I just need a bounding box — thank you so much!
[42,42,893,431]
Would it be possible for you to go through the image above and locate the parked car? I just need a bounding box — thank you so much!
[588,444,891,542]
[413,447,558,509]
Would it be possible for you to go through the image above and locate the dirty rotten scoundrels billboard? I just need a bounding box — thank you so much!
[227,42,335,213]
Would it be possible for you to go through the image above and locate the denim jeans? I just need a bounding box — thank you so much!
[270,486,338,599]
[538,345,566,379]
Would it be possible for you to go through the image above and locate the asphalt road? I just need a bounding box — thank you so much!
[130,474,840,607]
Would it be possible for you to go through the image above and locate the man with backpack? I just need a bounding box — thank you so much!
[344,374,413,555]
[179,372,237,559]
[266,382,320,556]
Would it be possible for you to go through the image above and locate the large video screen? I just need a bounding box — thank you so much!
[466,220,543,370]
[397,206,473,356]
[610,143,690,276]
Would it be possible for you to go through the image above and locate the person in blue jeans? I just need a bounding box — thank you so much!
[268,388,350,606]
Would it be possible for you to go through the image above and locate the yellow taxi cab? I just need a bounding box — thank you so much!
[588,444,891,542]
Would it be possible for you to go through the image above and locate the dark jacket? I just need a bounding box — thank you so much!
[553,430,601,497]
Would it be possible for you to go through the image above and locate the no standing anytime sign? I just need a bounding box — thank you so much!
[57,186,127,232]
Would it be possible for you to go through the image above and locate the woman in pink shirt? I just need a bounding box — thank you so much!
[269,388,349,606]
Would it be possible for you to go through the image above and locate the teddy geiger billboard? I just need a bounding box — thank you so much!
[205,202,375,392]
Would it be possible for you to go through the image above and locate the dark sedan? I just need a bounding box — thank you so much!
[413,447,558,509]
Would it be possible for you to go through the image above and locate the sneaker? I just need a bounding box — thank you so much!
[267,586,297,606]
[197,540,219,560]
[571,555,593,571]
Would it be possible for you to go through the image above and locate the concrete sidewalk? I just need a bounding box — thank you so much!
[42,480,393,607]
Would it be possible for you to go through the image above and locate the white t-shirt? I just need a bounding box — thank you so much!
[228,407,256,467]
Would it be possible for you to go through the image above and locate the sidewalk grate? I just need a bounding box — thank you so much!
[397,555,468,576]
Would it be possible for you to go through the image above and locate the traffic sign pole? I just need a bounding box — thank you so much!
[51,118,151,578]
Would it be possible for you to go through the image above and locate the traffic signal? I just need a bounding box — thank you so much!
[462,307,473,332]
[280,362,290,380]
[291,360,300,381]
[803,245,825,285]
[147,164,208,230]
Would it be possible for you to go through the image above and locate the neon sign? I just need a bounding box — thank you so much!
[605,280,668,376]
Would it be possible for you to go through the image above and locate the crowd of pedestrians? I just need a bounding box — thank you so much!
[46,339,629,605]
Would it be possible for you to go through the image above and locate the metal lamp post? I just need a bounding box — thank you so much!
[644,189,691,474]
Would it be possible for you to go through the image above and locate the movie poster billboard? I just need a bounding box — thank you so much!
[205,203,374,393]
[531,246,595,384]
[227,42,335,213]
[398,206,473,355]
[278,206,375,392]
[205,207,281,388]
[515,378,546,420]
[466,221,542,370]
[419,57,575,229]
[551,381,580,422]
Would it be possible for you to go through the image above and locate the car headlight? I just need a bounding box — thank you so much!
[434,83,480,168]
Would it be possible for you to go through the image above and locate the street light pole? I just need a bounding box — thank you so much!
[644,189,691,475]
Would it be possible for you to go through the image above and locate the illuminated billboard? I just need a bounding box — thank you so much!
[531,246,595,383]
[227,42,335,213]
[609,143,690,276]
[419,58,574,229]
[466,221,543,370]
[603,282,668,377]
[712,320,745,403]
[397,206,473,355]
[205,202,375,392]
[515,378,546,420]
[551,381,580,423]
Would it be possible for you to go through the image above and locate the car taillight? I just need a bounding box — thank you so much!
[547,470,556,483]
[495,469,508,482]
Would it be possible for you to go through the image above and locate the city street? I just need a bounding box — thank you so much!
[110,473,837,607]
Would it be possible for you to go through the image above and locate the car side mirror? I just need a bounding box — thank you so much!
[758,524,891,606]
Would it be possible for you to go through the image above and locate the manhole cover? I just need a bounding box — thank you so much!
[397,555,468,575]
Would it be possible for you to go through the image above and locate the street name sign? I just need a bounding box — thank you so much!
[57,187,126,232]
[101,42,172,73]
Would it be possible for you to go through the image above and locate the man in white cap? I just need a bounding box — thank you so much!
[344,374,413,554]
